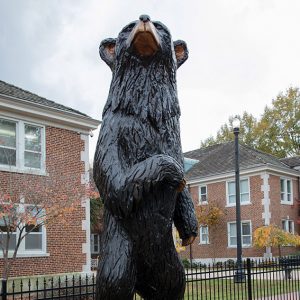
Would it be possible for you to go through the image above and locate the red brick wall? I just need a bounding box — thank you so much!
[180,173,300,262]
[0,126,87,277]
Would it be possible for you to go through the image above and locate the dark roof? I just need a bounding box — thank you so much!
[184,142,295,180]
[280,156,300,168]
[0,80,89,117]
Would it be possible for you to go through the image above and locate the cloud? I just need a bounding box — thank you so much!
[1,0,300,160]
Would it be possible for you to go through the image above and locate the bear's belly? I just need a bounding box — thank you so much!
[121,186,177,241]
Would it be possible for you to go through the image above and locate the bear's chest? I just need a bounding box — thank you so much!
[112,113,182,166]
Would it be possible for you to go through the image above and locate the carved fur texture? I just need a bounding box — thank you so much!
[94,16,198,300]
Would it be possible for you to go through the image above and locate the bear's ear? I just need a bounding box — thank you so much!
[99,38,116,70]
[173,40,188,69]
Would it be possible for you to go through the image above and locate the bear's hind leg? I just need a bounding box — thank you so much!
[96,217,136,300]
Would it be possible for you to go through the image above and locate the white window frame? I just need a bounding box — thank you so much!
[0,203,47,257]
[226,177,250,207]
[198,185,208,205]
[280,178,293,205]
[91,233,100,254]
[282,219,294,234]
[227,220,252,248]
[199,225,209,245]
[0,116,46,175]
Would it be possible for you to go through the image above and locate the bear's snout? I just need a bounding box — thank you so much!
[127,17,160,57]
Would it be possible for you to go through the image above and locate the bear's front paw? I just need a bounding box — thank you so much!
[176,178,186,193]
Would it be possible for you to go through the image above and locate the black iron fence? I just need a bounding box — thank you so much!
[1,256,300,299]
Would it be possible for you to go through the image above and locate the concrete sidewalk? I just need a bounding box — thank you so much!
[258,292,299,299]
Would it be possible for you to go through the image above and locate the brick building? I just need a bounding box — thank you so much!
[181,142,300,263]
[0,81,100,277]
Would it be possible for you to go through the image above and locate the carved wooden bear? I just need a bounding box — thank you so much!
[93,15,198,300]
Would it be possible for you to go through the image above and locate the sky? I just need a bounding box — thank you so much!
[1,0,300,161]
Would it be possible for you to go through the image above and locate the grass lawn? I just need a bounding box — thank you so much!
[184,279,300,299]
[134,279,300,299]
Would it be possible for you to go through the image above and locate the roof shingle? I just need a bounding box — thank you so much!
[0,80,89,118]
[184,142,294,180]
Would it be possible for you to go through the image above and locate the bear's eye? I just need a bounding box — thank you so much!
[124,22,136,32]
[153,22,164,31]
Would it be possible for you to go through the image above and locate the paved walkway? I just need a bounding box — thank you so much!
[258,292,299,299]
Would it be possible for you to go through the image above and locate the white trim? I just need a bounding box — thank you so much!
[80,134,91,273]
[82,198,91,272]
[187,165,300,186]
[0,252,50,258]
[0,116,46,173]
[282,219,295,234]
[261,173,271,226]
[198,185,208,205]
[280,177,293,205]
[0,94,100,132]
[227,220,252,248]
[199,225,209,245]
[225,177,251,207]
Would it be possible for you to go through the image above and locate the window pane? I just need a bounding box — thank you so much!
[241,193,249,203]
[230,237,237,246]
[228,182,235,195]
[281,192,285,201]
[0,119,16,147]
[25,224,42,233]
[25,151,41,168]
[240,180,249,194]
[201,195,207,202]
[229,195,236,204]
[0,233,16,250]
[25,125,41,152]
[230,223,236,236]
[25,234,42,250]
[0,148,16,166]
[243,236,251,245]
[280,179,285,193]
[201,187,206,194]
[287,180,291,193]
[242,223,250,235]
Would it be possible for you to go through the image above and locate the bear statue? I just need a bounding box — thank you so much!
[93,15,198,300]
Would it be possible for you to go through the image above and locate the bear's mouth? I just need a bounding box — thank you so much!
[128,21,160,57]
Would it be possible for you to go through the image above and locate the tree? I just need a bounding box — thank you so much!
[90,196,103,233]
[254,224,300,257]
[195,204,225,226]
[0,171,88,280]
[255,87,300,157]
[200,112,259,149]
[200,87,300,157]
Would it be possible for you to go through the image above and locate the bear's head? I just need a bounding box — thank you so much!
[99,15,188,71]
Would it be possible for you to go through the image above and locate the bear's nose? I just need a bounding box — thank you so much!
[139,14,151,23]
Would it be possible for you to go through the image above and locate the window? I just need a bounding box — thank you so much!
[91,234,100,254]
[0,118,45,172]
[199,226,209,244]
[25,224,43,251]
[280,178,292,204]
[0,204,46,256]
[199,185,207,204]
[228,221,252,247]
[282,220,294,234]
[0,119,17,166]
[0,225,17,251]
[227,179,250,206]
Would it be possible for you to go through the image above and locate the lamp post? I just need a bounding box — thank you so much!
[232,117,245,283]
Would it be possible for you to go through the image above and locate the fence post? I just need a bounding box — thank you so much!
[246,258,252,300]
[2,279,7,300]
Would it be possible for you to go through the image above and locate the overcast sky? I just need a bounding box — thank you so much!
[1,0,300,160]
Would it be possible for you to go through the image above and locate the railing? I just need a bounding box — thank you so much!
[1,256,300,299]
